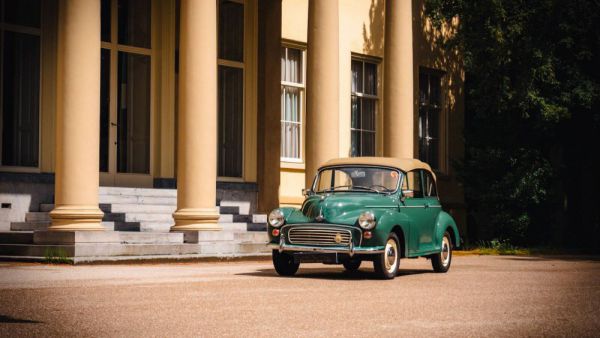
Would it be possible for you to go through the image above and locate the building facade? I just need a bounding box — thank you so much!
[0,0,465,233]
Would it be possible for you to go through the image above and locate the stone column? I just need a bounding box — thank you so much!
[171,0,221,231]
[49,0,104,231]
[383,0,414,158]
[305,0,340,188]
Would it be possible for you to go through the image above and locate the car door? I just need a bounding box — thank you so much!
[401,170,430,255]
[421,170,441,252]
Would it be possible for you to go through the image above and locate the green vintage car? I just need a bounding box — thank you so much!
[267,157,460,279]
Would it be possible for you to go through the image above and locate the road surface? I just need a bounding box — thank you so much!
[0,255,599,337]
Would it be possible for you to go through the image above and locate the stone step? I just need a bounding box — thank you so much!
[99,187,177,197]
[233,231,268,242]
[247,223,267,232]
[0,243,203,257]
[0,232,34,244]
[99,195,177,205]
[236,242,270,254]
[39,203,242,216]
[11,222,115,232]
[125,213,173,223]
[39,203,112,213]
[25,212,50,222]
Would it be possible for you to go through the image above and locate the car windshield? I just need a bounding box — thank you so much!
[314,166,401,194]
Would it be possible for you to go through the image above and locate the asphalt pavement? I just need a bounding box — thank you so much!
[0,255,598,337]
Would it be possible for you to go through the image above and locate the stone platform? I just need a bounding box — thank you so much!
[0,230,271,264]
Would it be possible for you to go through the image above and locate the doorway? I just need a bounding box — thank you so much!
[99,0,153,187]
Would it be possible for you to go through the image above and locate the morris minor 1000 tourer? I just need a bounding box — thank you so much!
[267,157,460,279]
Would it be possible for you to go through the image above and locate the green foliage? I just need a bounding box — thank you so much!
[474,239,528,255]
[426,0,600,246]
[44,248,72,264]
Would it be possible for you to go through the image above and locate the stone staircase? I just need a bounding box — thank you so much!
[0,187,271,263]
[10,187,268,232]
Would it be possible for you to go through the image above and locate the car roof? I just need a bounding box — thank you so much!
[320,157,433,173]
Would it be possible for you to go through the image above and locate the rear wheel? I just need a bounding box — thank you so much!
[373,233,400,279]
[272,250,300,276]
[342,258,362,272]
[431,232,452,273]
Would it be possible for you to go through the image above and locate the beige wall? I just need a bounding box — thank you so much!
[279,0,464,209]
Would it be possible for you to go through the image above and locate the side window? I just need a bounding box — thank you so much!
[424,171,437,197]
[406,170,424,198]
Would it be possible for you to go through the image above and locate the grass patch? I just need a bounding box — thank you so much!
[43,248,73,264]
[460,239,530,256]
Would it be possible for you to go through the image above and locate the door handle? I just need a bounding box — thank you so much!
[110,122,118,127]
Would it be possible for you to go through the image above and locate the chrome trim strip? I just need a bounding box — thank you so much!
[268,243,384,254]
[364,205,396,208]
[400,205,426,208]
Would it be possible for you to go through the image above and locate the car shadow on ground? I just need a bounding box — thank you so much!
[237,268,433,280]
[0,314,42,324]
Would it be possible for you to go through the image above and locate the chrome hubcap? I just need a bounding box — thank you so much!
[384,238,398,272]
[441,236,451,267]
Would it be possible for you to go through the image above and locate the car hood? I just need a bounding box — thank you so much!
[296,192,397,226]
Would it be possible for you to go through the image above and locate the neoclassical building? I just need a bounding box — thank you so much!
[0,0,465,233]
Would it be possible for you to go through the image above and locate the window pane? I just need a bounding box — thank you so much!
[419,72,428,105]
[282,86,300,122]
[218,0,244,62]
[364,62,377,95]
[361,131,375,156]
[100,49,110,172]
[218,66,243,177]
[285,48,302,83]
[430,74,441,106]
[362,98,376,132]
[1,31,40,167]
[351,60,362,94]
[280,47,286,81]
[281,122,300,159]
[2,0,40,28]
[118,0,151,48]
[351,96,360,129]
[101,0,111,42]
[350,130,360,157]
[117,52,151,174]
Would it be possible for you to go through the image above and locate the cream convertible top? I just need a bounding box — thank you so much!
[320,157,433,175]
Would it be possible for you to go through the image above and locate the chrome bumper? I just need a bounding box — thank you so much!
[267,242,384,256]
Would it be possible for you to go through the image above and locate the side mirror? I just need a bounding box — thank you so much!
[302,188,313,196]
[400,189,414,203]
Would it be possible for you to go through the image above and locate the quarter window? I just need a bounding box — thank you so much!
[280,46,304,161]
[419,70,442,169]
[406,170,424,198]
[351,58,378,157]
[423,171,437,197]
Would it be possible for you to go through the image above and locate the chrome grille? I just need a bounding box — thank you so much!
[288,227,352,246]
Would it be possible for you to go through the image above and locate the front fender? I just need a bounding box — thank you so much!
[363,210,412,258]
[433,211,461,250]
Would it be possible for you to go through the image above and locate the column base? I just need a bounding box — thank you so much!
[170,208,222,231]
[49,205,105,231]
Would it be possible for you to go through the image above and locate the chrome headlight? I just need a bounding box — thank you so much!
[358,211,376,230]
[268,209,285,228]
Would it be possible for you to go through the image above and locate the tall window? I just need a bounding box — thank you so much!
[218,0,244,178]
[0,0,41,168]
[419,70,441,169]
[100,0,152,174]
[351,58,378,157]
[280,46,304,161]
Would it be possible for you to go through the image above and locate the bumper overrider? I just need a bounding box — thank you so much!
[267,223,385,256]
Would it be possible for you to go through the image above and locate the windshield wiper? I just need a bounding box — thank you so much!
[323,185,382,194]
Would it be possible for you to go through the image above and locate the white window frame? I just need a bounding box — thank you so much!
[280,44,305,163]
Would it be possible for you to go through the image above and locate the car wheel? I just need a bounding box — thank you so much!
[431,231,452,273]
[373,233,400,279]
[342,258,362,272]
[272,250,300,276]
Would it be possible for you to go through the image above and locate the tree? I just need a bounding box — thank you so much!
[425,0,600,247]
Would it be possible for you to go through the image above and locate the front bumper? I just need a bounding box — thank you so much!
[267,242,384,256]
